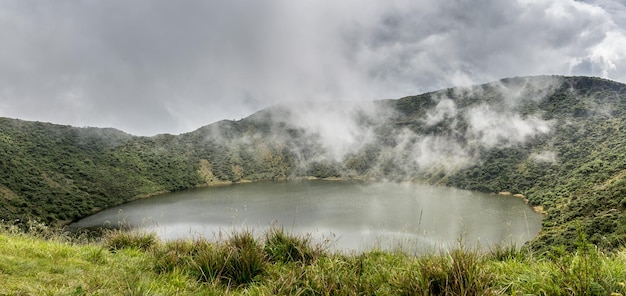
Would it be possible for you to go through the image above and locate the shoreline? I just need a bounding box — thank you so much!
[497,191,547,215]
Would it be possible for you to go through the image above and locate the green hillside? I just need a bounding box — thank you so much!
[1,75,625,252]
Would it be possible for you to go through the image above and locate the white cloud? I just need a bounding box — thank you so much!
[424,98,457,126]
[465,105,553,148]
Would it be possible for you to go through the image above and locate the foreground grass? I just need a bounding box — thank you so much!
[3,225,626,295]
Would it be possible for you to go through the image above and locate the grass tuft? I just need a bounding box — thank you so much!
[487,243,526,261]
[103,229,157,252]
[152,239,195,273]
[176,230,266,287]
[263,226,320,264]
[83,245,108,264]
[416,245,495,295]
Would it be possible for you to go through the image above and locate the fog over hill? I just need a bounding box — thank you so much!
[1,75,626,251]
[181,75,563,180]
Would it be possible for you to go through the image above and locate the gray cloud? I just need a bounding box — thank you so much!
[0,0,625,135]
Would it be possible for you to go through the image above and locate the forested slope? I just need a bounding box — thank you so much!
[1,75,625,251]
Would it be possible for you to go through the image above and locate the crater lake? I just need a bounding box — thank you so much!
[70,180,543,252]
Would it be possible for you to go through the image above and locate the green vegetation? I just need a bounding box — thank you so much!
[1,75,626,255]
[0,122,203,225]
[4,224,626,295]
[442,77,626,251]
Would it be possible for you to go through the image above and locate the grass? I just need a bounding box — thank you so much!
[3,223,626,295]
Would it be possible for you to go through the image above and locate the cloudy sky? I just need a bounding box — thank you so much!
[1,0,625,135]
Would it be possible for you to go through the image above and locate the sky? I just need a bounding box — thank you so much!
[1,0,625,136]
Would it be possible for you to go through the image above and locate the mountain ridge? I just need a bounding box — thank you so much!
[1,75,625,251]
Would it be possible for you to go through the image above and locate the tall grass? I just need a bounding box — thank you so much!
[152,230,266,287]
[414,245,496,295]
[263,226,322,264]
[151,227,324,288]
[104,229,157,252]
[4,222,626,295]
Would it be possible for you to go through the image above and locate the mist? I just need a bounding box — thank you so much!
[191,76,562,182]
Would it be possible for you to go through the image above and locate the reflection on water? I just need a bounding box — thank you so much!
[70,180,543,253]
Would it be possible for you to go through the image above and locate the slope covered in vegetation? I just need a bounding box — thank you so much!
[1,75,625,252]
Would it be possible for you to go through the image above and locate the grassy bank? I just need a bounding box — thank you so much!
[2,223,626,295]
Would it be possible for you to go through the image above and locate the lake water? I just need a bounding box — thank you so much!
[70,180,543,253]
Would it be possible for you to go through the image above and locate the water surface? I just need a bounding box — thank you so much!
[71,180,542,252]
